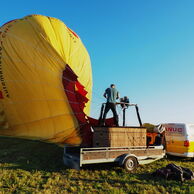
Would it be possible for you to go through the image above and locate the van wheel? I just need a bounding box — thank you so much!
[123,156,138,172]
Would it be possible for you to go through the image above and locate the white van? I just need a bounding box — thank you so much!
[161,123,194,157]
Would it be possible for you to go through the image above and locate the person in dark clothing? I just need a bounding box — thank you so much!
[102,84,119,126]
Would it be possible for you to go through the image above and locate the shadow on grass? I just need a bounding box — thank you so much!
[166,154,194,162]
[67,170,194,189]
[79,158,194,188]
[82,162,121,171]
[68,174,194,188]
[0,137,67,172]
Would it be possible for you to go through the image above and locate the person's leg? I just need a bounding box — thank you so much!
[110,103,119,126]
[102,103,111,125]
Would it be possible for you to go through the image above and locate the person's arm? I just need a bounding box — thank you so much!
[116,91,120,99]
[103,89,107,98]
[103,92,107,98]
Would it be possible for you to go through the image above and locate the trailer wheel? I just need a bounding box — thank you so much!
[123,156,138,172]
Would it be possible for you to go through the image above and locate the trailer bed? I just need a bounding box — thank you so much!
[63,145,165,171]
[80,146,164,165]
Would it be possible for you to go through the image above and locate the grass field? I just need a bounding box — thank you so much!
[0,137,194,193]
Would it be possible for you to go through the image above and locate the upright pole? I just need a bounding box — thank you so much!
[135,105,142,127]
[123,108,126,126]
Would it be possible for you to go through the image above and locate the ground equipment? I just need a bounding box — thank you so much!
[63,102,165,172]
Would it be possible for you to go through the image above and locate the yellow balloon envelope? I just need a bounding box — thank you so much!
[0,15,92,146]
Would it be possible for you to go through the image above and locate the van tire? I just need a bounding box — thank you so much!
[123,156,138,172]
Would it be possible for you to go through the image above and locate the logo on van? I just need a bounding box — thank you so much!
[166,127,183,133]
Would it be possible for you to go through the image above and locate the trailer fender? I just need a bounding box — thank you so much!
[118,154,138,166]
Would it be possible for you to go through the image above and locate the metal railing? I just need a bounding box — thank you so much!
[99,102,142,127]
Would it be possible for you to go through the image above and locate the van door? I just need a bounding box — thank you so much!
[164,123,186,156]
[186,124,194,157]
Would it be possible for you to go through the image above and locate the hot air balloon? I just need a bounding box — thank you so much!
[0,15,93,146]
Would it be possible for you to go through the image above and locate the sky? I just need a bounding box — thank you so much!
[0,0,194,125]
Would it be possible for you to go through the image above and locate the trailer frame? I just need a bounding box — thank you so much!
[63,145,165,172]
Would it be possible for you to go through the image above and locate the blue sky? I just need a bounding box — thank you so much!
[1,0,194,125]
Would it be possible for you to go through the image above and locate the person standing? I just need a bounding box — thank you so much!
[101,84,119,126]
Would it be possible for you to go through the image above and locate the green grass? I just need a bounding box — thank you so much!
[1,137,194,193]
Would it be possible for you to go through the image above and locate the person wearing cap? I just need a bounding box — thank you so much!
[101,84,119,126]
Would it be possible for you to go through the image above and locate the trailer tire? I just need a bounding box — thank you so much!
[123,156,138,172]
